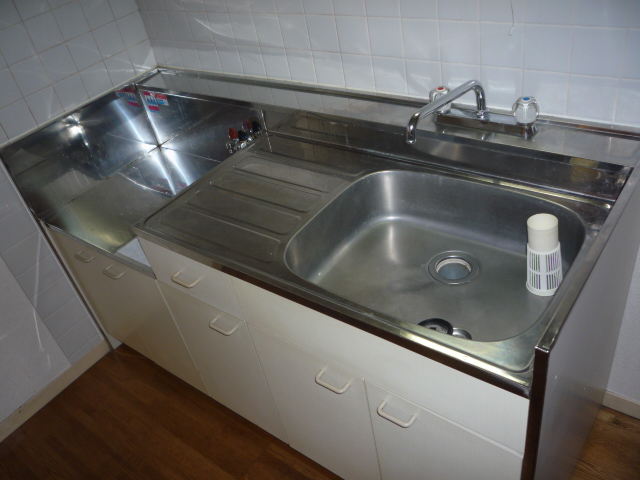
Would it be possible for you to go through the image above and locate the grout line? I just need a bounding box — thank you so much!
[564,22,576,117]
[398,12,408,96]
[436,0,444,87]
[611,77,622,124]
[611,28,631,123]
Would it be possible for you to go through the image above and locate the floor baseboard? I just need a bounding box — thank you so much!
[603,390,640,420]
[0,341,110,442]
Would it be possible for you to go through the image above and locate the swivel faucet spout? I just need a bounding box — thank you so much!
[406,79,488,144]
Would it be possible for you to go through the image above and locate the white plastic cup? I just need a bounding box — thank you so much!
[527,214,559,253]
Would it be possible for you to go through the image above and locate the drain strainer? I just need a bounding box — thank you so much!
[427,251,479,285]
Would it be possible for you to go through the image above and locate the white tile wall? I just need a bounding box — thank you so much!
[0,255,70,423]
[336,16,370,55]
[0,166,102,363]
[40,45,79,83]
[139,0,640,127]
[0,0,156,145]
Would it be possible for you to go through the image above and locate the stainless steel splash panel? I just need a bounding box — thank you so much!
[138,84,265,161]
[0,87,157,218]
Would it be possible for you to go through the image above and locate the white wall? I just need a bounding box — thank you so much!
[0,163,102,363]
[138,0,640,127]
[0,255,70,422]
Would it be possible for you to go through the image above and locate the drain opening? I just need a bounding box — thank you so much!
[427,251,479,285]
[418,318,453,335]
[418,319,473,340]
[435,258,471,281]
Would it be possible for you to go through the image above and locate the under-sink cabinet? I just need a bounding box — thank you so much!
[46,228,206,393]
[230,276,528,455]
[157,282,286,442]
[232,276,525,480]
[136,239,526,480]
[140,237,287,441]
[249,326,381,480]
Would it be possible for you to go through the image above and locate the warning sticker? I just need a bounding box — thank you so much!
[142,90,160,111]
[154,93,169,106]
[123,88,139,108]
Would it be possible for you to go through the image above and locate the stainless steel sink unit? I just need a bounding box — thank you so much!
[3,67,635,386]
[136,119,625,379]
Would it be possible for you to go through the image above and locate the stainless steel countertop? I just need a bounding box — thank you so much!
[4,68,640,395]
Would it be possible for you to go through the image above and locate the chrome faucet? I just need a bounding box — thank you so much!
[406,79,488,144]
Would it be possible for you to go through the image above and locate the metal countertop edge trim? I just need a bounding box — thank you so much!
[153,67,429,108]
[520,348,549,480]
[134,225,531,399]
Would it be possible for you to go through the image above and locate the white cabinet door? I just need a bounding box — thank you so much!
[366,382,523,480]
[249,326,381,480]
[48,228,206,394]
[139,238,243,318]
[159,282,287,442]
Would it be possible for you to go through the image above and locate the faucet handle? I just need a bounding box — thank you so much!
[429,86,451,114]
[512,96,539,125]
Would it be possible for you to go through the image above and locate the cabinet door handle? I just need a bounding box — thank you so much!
[377,400,417,428]
[74,249,96,263]
[315,368,352,394]
[171,269,201,288]
[209,315,241,336]
[103,264,126,280]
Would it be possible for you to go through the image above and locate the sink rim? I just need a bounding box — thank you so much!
[282,167,604,345]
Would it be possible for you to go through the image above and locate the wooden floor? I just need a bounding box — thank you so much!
[1,346,638,480]
[571,407,640,480]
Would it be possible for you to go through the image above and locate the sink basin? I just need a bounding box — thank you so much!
[285,169,590,342]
